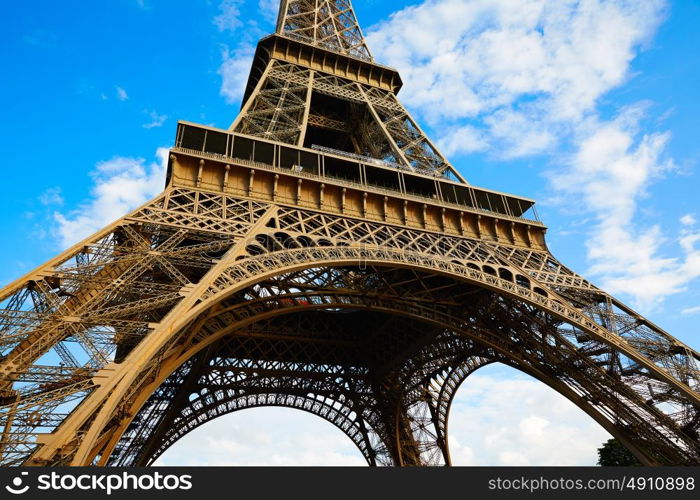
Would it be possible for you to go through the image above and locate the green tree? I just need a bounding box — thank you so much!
[597,439,642,466]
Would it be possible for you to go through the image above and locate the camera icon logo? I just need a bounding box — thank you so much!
[5,471,29,495]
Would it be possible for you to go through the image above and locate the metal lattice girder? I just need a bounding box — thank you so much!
[112,330,384,466]
[101,262,700,466]
[2,0,699,469]
[234,60,459,179]
[1,187,698,466]
[235,62,314,144]
[109,313,479,467]
[203,268,697,464]
[277,0,373,61]
[0,191,274,465]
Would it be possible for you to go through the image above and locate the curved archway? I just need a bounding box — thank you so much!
[152,363,614,466]
[109,309,451,467]
[154,407,367,466]
[446,363,612,465]
[27,249,700,467]
[94,262,698,467]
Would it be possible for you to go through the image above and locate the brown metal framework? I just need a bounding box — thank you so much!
[1,0,699,466]
[276,0,373,61]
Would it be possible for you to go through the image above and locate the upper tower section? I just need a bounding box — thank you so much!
[232,0,466,183]
[276,0,373,62]
[171,0,543,233]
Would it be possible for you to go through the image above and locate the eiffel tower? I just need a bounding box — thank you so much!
[1,0,699,467]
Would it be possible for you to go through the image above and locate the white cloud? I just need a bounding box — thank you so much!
[367,1,700,311]
[438,125,489,156]
[116,86,129,101]
[367,0,666,156]
[448,371,610,465]
[39,187,64,207]
[143,109,168,129]
[215,0,297,107]
[549,107,700,310]
[682,306,700,316]
[53,149,168,249]
[484,107,557,157]
[215,0,299,107]
[681,214,697,226]
[219,44,256,105]
[214,0,244,32]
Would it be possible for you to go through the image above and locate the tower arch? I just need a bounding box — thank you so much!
[0,0,698,468]
[28,256,696,467]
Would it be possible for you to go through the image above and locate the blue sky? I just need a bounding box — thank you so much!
[1,0,699,465]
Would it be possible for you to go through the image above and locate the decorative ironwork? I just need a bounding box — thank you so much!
[0,0,698,467]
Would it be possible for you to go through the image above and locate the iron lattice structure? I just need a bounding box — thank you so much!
[1,0,699,467]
